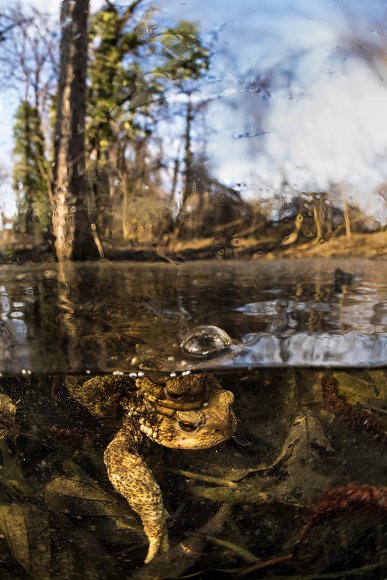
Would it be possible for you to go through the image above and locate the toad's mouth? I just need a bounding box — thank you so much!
[142,387,208,412]
[146,396,206,413]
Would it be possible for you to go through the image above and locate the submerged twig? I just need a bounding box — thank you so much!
[234,553,310,578]
[292,483,387,553]
[301,558,387,578]
[190,485,302,507]
[233,482,387,578]
[190,485,271,504]
[132,504,231,580]
[360,403,387,416]
[37,425,102,442]
[233,558,387,579]
[205,535,259,563]
[169,468,238,488]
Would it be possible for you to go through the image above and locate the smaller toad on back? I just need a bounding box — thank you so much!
[67,373,236,563]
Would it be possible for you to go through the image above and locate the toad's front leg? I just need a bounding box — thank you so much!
[66,376,130,423]
[104,424,169,563]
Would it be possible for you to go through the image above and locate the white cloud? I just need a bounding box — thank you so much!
[200,0,387,219]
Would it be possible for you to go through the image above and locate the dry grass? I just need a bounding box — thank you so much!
[278,231,387,259]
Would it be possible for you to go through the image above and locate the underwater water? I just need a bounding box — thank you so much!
[0,260,386,578]
[0,369,385,579]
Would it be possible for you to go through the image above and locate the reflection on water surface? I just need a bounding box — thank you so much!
[0,258,386,373]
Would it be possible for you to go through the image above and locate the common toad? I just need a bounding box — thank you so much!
[66,374,236,563]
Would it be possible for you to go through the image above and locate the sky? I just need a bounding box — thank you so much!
[156,0,387,220]
[1,0,387,221]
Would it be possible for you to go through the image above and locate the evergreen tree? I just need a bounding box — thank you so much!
[87,2,210,238]
[153,20,209,85]
[13,100,50,233]
[87,1,146,235]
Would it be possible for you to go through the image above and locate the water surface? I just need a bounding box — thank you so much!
[1,258,386,373]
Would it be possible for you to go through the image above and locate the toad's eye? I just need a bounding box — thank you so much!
[178,421,198,432]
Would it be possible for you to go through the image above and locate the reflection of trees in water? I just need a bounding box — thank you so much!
[174,264,345,339]
[0,280,22,371]
[1,261,386,372]
[57,263,85,369]
[55,263,189,370]
[54,263,238,368]
[0,270,66,372]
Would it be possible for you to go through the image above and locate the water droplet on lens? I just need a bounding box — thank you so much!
[181,325,232,358]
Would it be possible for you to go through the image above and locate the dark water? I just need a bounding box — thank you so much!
[0,260,386,578]
[1,259,387,374]
[0,368,385,579]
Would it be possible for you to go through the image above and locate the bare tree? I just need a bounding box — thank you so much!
[0,4,57,115]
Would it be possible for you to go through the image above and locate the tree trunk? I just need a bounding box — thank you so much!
[24,103,35,234]
[170,142,181,203]
[313,205,322,242]
[109,139,126,238]
[343,201,351,239]
[182,95,193,206]
[53,0,99,260]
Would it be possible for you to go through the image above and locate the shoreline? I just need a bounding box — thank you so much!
[1,230,386,264]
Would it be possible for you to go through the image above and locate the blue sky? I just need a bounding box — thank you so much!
[1,0,387,221]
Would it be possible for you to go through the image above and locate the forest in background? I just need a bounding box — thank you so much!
[0,0,386,263]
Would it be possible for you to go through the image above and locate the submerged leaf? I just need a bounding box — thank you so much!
[0,439,32,498]
[51,513,123,580]
[0,504,50,579]
[269,410,333,503]
[0,504,30,573]
[0,393,17,439]
[333,371,386,406]
[132,504,230,580]
[46,471,141,532]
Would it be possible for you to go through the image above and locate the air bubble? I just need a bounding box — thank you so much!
[181,325,232,358]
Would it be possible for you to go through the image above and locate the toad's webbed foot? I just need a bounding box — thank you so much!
[104,426,169,563]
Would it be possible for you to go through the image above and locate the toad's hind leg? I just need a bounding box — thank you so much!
[104,427,169,563]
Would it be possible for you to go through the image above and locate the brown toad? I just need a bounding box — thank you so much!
[66,374,236,563]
